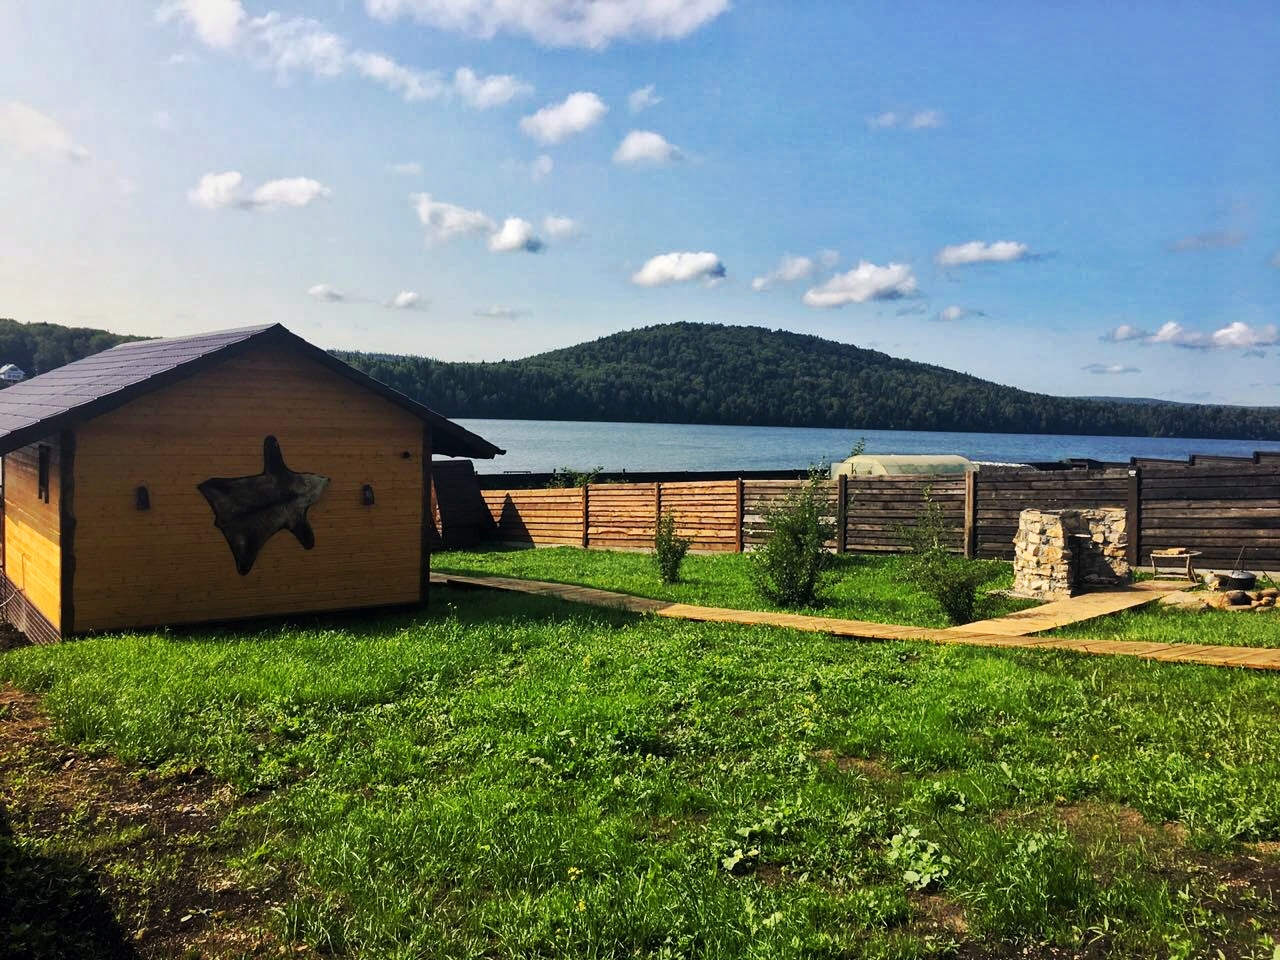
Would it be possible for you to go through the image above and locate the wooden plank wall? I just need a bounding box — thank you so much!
[846,476,965,553]
[478,462,1279,567]
[588,482,657,550]
[742,480,840,551]
[482,480,740,552]
[661,480,738,552]
[482,488,584,546]
[974,469,1130,560]
[71,343,426,632]
[1140,463,1280,570]
[2,440,62,630]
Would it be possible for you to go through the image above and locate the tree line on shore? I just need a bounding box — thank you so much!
[4,316,1278,441]
[337,322,1280,441]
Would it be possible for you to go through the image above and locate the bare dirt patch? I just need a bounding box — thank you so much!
[0,683,291,959]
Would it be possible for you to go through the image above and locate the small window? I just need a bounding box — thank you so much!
[37,445,50,503]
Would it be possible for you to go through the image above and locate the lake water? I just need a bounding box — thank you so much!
[455,419,1280,475]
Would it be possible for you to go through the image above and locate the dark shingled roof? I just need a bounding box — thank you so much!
[0,323,504,459]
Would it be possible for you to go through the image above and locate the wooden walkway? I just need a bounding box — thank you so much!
[429,573,1280,671]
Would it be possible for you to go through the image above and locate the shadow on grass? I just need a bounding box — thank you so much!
[0,807,138,959]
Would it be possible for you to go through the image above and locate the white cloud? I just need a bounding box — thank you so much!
[308,283,346,302]
[248,176,330,209]
[1210,321,1279,349]
[802,261,917,307]
[157,0,245,49]
[908,109,944,129]
[520,91,607,144]
[628,84,661,113]
[936,240,1030,266]
[935,305,984,322]
[349,50,443,101]
[387,290,424,309]
[390,161,423,175]
[1124,320,1279,351]
[454,66,531,108]
[153,108,174,129]
[187,170,244,209]
[363,0,729,50]
[613,129,680,166]
[1168,230,1245,252]
[1102,324,1148,342]
[531,153,554,181]
[412,193,497,242]
[117,177,142,196]
[751,254,819,291]
[868,109,944,130]
[542,215,579,239]
[631,251,726,287]
[161,5,448,103]
[488,217,542,253]
[189,171,329,211]
[1083,362,1139,375]
[246,12,348,78]
[0,100,89,162]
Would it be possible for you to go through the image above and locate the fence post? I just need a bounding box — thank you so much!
[836,474,847,554]
[735,478,745,552]
[581,483,590,549]
[1126,467,1142,566]
[963,470,978,559]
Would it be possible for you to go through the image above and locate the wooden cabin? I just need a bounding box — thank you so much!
[0,324,503,641]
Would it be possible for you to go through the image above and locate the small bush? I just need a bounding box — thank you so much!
[546,465,603,488]
[750,473,834,607]
[900,488,1002,625]
[653,510,692,584]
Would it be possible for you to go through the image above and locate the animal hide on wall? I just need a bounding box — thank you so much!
[198,435,330,575]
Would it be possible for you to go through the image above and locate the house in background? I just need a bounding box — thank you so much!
[0,364,26,384]
[0,324,503,642]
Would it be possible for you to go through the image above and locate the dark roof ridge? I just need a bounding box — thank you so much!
[0,323,503,459]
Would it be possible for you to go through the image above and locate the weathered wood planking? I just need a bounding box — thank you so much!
[1141,464,1280,568]
[975,468,1129,559]
[589,483,658,550]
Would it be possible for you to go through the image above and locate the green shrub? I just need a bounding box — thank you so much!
[900,488,1002,625]
[750,473,834,607]
[653,510,692,584]
[546,465,602,488]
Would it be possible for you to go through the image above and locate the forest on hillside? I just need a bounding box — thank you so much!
[337,322,1280,441]
[0,319,138,380]
[3,317,1278,440]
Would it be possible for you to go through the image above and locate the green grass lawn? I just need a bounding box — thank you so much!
[1049,602,1280,648]
[4,589,1280,958]
[434,547,1037,629]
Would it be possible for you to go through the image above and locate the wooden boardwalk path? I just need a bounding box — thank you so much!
[430,573,1280,671]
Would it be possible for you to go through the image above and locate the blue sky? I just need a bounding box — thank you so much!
[2,1,1278,405]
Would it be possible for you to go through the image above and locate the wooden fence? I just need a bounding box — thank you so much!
[476,461,1280,570]
[1137,463,1280,570]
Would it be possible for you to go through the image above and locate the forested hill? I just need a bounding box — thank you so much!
[337,322,1280,441]
[3,317,1278,440]
[0,318,139,377]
